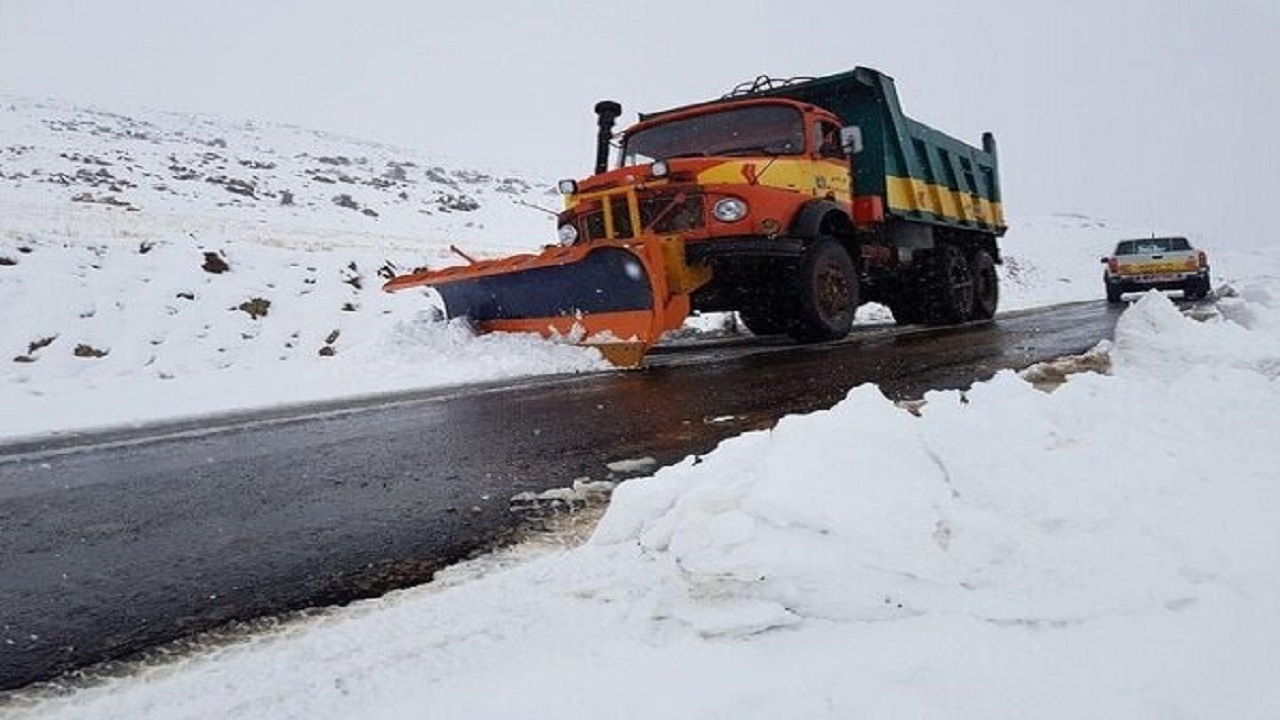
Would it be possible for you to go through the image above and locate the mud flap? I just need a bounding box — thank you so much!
[383,238,709,365]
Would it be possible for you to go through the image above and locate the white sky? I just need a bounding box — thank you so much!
[2,0,1277,246]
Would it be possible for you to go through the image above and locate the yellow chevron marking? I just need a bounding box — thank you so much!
[696,159,852,202]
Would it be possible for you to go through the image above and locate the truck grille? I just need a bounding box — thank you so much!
[641,192,705,234]
[577,190,705,241]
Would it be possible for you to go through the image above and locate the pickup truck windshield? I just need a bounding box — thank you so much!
[622,104,805,166]
[1116,237,1192,255]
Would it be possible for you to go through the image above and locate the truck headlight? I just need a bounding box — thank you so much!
[557,223,579,245]
[651,160,669,178]
[557,179,578,195]
[713,197,748,223]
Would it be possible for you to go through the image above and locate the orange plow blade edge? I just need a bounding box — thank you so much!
[382,237,711,366]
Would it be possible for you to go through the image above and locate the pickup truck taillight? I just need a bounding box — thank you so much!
[1107,258,1120,274]
[1197,250,1208,268]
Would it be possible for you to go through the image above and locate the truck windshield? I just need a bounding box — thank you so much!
[621,104,805,166]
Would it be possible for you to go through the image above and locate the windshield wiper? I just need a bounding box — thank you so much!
[717,140,795,157]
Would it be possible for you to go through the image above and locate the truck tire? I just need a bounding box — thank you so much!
[1184,276,1210,301]
[788,238,858,342]
[917,243,974,325]
[970,249,999,320]
[1106,283,1124,304]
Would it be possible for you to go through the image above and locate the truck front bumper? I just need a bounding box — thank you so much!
[1106,269,1209,293]
[685,237,807,262]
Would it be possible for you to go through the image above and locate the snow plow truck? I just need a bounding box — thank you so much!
[384,66,1007,365]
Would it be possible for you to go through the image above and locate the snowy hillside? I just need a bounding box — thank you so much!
[0,96,1241,440]
[0,95,561,250]
[0,96,610,438]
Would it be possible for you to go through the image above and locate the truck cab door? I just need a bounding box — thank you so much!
[813,120,853,203]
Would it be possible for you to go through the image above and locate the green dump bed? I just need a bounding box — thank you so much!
[721,67,1005,236]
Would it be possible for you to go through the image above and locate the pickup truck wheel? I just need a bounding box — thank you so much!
[1106,284,1124,304]
[1184,276,1210,300]
[788,238,858,342]
[970,249,999,320]
[917,243,974,324]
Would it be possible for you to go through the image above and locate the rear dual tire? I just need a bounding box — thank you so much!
[918,244,975,325]
[969,249,999,320]
[889,245,998,325]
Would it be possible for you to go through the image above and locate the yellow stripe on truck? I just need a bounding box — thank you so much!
[886,176,1004,229]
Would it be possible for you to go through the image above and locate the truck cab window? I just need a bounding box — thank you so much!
[816,122,845,159]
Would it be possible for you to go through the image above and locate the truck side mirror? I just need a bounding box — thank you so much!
[840,126,863,155]
[1099,257,1109,264]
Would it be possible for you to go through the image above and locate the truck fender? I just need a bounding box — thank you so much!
[790,200,854,241]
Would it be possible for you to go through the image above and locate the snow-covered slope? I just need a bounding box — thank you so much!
[0,97,611,438]
[0,95,560,250]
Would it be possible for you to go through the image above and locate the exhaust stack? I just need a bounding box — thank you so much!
[594,100,622,175]
[982,131,998,159]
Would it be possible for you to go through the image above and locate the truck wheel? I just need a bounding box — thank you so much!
[917,243,974,325]
[788,238,858,342]
[1184,276,1210,300]
[970,249,999,320]
[1106,284,1124,304]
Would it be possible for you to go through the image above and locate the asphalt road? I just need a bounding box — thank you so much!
[0,300,1124,691]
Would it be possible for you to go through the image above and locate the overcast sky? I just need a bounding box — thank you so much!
[2,0,1276,246]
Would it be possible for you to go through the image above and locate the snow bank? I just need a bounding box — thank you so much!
[14,270,1280,720]
[596,304,1278,625]
[0,233,608,437]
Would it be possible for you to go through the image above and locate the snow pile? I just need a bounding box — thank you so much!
[1116,283,1280,379]
[13,280,1280,719]
[595,289,1280,636]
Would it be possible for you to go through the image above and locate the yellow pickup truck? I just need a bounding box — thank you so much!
[1101,236,1211,304]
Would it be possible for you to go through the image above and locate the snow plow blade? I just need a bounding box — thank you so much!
[383,237,711,366]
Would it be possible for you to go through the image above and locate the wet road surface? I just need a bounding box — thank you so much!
[0,300,1123,690]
